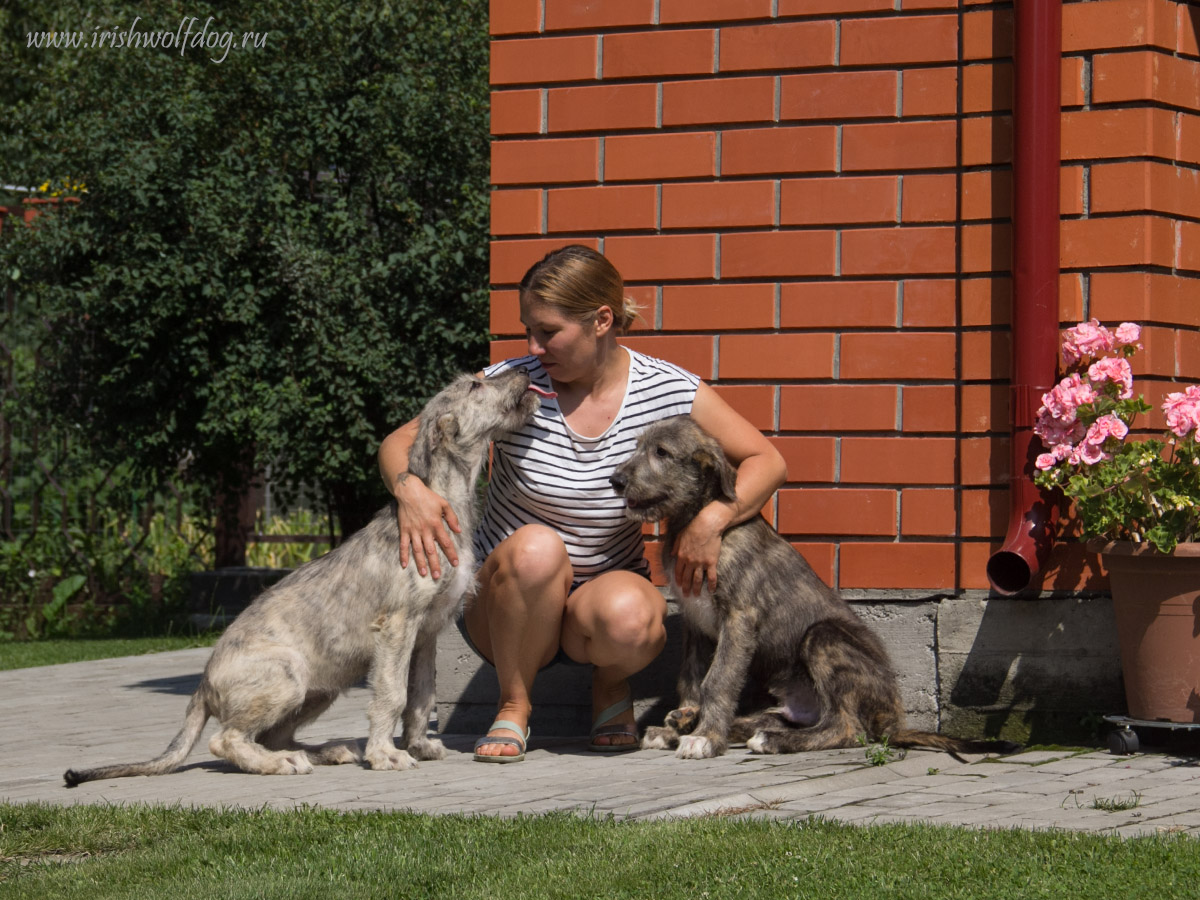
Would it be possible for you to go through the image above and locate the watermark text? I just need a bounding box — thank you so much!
[27,16,268,64]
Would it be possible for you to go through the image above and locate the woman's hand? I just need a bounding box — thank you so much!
[393,472,462,580]
[673,503,731,597]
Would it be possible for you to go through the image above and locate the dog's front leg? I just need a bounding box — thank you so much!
[643,623,712,751]
[364,613,420,771]
[400,634,445,761]
[677,612,755,759]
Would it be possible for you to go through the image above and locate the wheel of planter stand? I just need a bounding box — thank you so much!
[1107,728,1139,755]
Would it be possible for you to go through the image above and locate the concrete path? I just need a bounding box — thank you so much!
[3,649,1199,837]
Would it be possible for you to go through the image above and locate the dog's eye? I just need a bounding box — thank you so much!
[654,445,669,458]
[469,381,482,392]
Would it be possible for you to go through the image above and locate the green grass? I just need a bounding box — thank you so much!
[0,635,220,672]
[1,803,1197,899]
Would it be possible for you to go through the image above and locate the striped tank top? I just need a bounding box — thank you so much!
[473,349,700,583]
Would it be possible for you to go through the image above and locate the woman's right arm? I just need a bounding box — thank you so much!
[378,419,461,580]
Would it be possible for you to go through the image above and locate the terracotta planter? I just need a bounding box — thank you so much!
[1101,541,1200,723]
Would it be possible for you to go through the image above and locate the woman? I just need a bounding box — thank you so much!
[377,246,786,761]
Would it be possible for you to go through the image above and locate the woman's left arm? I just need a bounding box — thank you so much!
[672,381,788,596]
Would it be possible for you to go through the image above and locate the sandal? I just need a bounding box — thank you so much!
[588,696,639,753]
[473,719,529,763]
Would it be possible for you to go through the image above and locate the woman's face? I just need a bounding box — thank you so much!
[519,294,601,382]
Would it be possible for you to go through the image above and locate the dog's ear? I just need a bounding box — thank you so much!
[692,443,738,501]
[435,413,459,445]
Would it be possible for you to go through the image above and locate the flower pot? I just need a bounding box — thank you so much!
[1101,541,1200,723]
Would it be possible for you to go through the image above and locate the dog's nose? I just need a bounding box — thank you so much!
[516,366,529,376]
[609,472,626,493]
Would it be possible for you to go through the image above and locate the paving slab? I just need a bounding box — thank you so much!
[2,648,1200,835]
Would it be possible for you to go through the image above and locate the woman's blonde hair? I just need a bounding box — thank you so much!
[518,245,641,334]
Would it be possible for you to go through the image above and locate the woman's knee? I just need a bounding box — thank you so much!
[487,525,572,594]
[572,577,666,655]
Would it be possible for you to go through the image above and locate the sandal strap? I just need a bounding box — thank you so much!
[474,719,529,753]
[591,696,633,733]
[591,722,638,739]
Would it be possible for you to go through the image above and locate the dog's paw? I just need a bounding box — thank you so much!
[407,737,446,761]
[665,706,699,734]
[676,734,721,759]
[641,726,679,751]
[365,745,418,771]
[268,752,314,775]
[746,731,784,754]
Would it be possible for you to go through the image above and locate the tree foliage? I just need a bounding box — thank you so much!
[1,0,491,542]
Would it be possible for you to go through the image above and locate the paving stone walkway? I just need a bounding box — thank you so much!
[4,649,1199,837]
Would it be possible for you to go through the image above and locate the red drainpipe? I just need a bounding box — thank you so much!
[984,0,1063,596]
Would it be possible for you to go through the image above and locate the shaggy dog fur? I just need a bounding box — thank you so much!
[64,369,543,784]
[611,416,1020,761]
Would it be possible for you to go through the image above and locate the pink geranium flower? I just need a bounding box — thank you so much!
[1114,322,1142,348]
[1040,373,1097,423]
[1061,319,1115,365]
[1163,385,1200,438]
[1086,356,1134,399]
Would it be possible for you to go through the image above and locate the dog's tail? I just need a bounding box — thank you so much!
[63,689,210,787]
[886,729,1022,763]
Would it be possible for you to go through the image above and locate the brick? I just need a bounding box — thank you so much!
[961,329,1009,381]
[1178,220,1200,272]
[661,181,776,229]
[963,8,1013,60]
[660,0,773,23]
[960,222,1012,275]
[771,437,837,483]
[720,230,838,278]
[1093,51,1200,108]
[901,384,956,432]
[960,488,1006,538]
[1182,4,1200,54]
[778,0,892,13]
[840,14,958,66]
[779,385,898,431]
[961,115,1012,167]
[547,84,658,133]
[777,489,897,536]
[958,541,995,590]
[901,279,956,327]
[1061,216,1177,269]
[903,0,958,10]
[490,0,541,35]
[842,121,958,171]
[960,435,1006,486]
[720,21,837,72]
[841,332,957,380]
[961,170,1010,220]
[491,36,597,86]
[901,173,956,223]
[604,234,716,281]
[902,66,958,117]
[1138,325,1181,378]
[1062,108,1177,162]
[543,0,654,30]
[839,542,955,589]
[963,62,1012,114]
[1061,165,1086,216]
[1179,330,1200,378]
[780,72,897,121]
[663,77,776,127]
[780,176,897,226]
[1091,161,1200,219]
[490,237,599,285]
[721,126,838,175]
[489,289,522,336]
[961,276,1011,327]
[1060,272,1085,323]
[718,333,836,379]
[842,226,957,276]
[1063,0,1179,53]
[661,283,776,331]
[1062,57,1087,107]
[960,384,1008,433]
[624,285,657,333]
[842,437,956,484]
[604,132,716,182]
[545,185,656,233]
[620,335,714,378]
[780,282,897,329]
[901,489,957,536]
[491,138,598,185]
[790,542,836,586]
[713,384,775,431]
[491,90,542,135]
[490,338,528,364]
[1182,114,1200,165]
[1090,271,1199,325]
[491,189,543,235]
[603,29,715,80]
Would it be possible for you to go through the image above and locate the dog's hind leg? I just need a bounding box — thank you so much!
[209,726,316,775]
[259,692,362,766]
[400,636,445,762]
[363,612,421,771]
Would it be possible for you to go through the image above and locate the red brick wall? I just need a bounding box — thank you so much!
[488,0,1200,594]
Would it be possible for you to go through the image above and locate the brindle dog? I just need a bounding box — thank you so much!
[610,416,1020,761]
[64,369,547,784]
